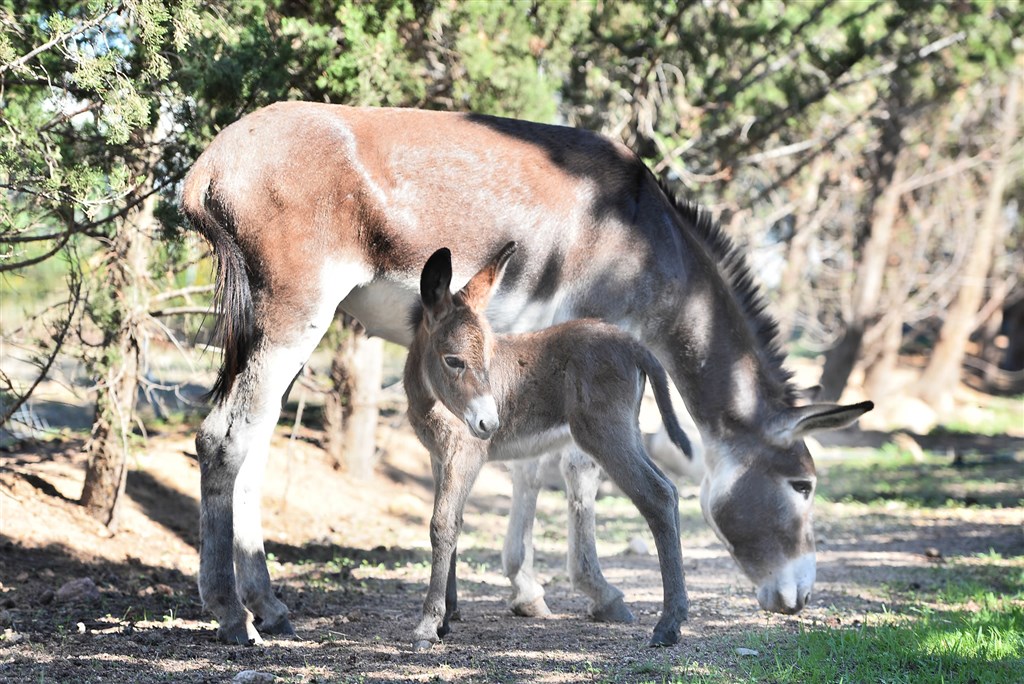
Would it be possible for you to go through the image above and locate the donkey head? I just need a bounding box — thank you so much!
[417,243,518,440]
[700,400,873,614]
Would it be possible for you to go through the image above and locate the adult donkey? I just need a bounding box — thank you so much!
[182,101,872,645]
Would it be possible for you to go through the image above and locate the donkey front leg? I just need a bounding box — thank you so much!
[560,448,635,623]
[413,452,484,651]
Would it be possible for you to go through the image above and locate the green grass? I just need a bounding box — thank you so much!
[739,596,1024,684]
[815,444,1023,508]
[939,396,1024,437]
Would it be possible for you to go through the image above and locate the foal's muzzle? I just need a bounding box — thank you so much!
[465,395,499,440]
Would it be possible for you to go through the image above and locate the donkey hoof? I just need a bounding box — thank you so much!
[217,621,263,646]
[648,628,680,648]
[590,597,635,624]
[258,616,296,638]
[413,639,436,652]
[510,596,552,618]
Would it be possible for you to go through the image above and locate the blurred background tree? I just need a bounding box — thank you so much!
[2,0,1022,527]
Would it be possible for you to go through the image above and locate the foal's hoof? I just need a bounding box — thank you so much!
[258,616,297,638]
[413,639,436,652]
[510,596,552,618]
[590,596,636,624]
[217,620,263,646]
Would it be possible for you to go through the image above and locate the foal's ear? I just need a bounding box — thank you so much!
[771,400,874,444]
[460,241,518,311]
[421,247,454,320]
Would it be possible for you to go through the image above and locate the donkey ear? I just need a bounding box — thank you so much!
[773,400,874,444]
[420,247,454,318]
[459,241,518,311]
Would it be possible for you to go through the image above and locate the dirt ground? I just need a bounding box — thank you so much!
[1,404,1022,683]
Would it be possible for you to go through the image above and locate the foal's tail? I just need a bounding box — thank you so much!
[636,346,693,459]
[181,165,255,404]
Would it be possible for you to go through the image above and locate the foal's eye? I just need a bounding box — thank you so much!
[443,355,465,370]
[790,480,814,498]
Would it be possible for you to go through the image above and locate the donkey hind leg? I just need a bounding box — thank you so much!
[502,457,552,618]
[413,451,485,651]
[198,318,336,644]
[559,448,636,624]
[573,424,688,647]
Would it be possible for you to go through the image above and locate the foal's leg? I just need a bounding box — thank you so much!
[574,423,688,647]
[502,457,551,617]
[560,448,635,623]
[414,450,484,650]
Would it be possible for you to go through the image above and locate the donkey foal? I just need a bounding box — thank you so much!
[405,243,691,650]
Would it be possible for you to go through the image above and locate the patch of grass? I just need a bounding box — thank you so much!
[743,596,1024,684]
[816,444,1023,508]
[939,396,1024,437]
[731,571,1024,684]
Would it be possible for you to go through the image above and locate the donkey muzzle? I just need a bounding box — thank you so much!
[465,395,500,440]
[755,552,816,614]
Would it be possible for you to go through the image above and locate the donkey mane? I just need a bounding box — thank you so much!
[657,180,797,404]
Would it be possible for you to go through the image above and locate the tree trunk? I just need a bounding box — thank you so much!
[776,157,827,343]
[819,153,906,401]
[80,198,152,530]
[916,68,1021,411]
[324,317,383,479]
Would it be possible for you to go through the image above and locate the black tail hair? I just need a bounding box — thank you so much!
[183,180,255,404]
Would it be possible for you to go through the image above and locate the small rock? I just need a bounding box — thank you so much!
[924,547,943,561]
[56,577,100,603]
[232,671,276,683]
[15,572,28,582]
[735,647,759,657]
[626,536,650,556]
[76,622,87,634]
[138,583,175,598]
[2,628,23,644]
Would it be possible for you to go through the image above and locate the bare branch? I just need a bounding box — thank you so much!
[151,284,215,303]
[0,230,71,272]
[149,306,220,318]
[0,272,81,427]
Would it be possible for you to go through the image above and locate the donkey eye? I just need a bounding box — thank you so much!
[790,480,814,498]
[443,355,465,370]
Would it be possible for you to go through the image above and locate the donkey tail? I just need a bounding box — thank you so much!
[181,166,254,404]
[636,346,693,459]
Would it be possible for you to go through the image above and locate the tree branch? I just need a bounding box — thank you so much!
[0,273,81,427]
[0,5,121,76]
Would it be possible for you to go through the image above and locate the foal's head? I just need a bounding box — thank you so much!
[414,243,518,440]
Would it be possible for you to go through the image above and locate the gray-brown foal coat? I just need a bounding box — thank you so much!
[183,101,872,645]
[406,243,691,649]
